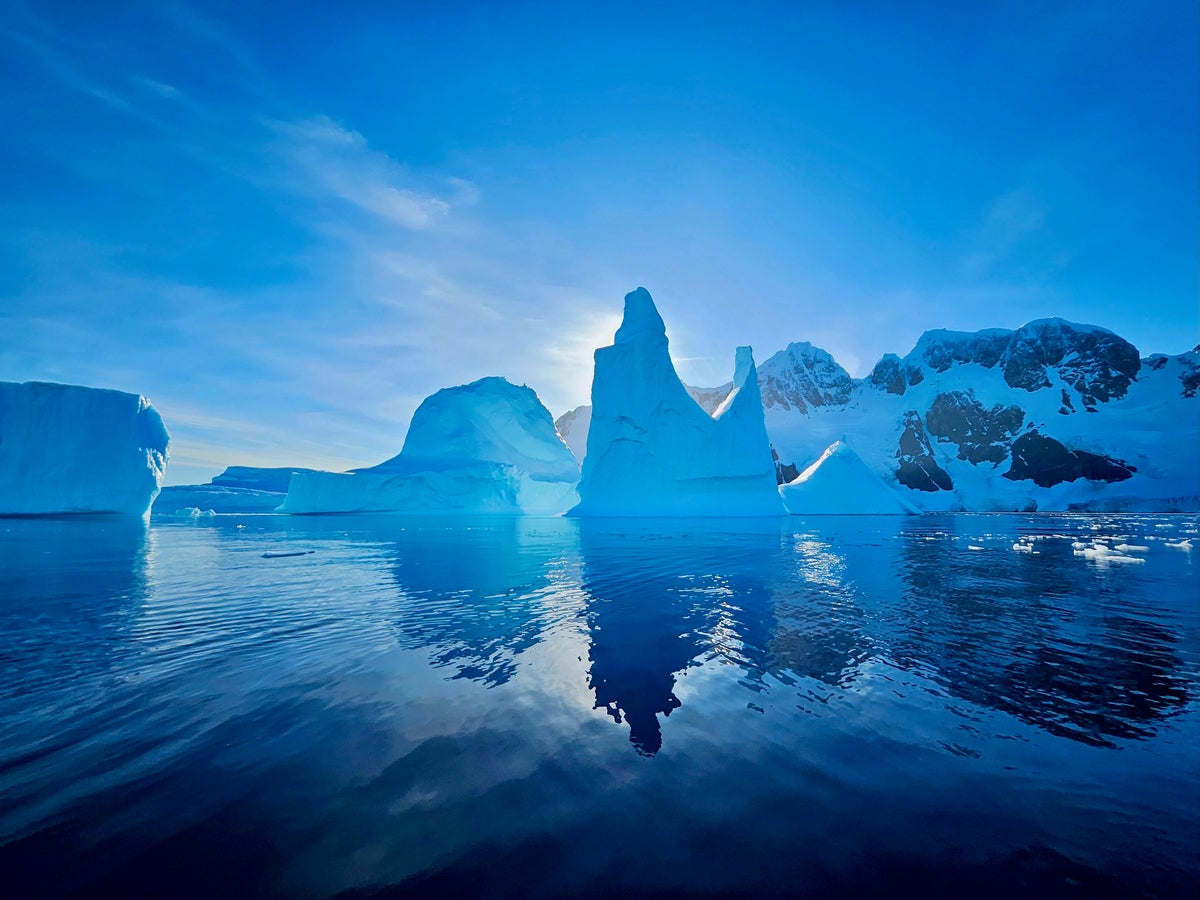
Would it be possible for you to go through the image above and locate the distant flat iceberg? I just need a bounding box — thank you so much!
[280,377,579,515]
[0,380,169,517]
[154,466,324,514]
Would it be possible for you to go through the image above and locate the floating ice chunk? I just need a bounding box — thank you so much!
[781,441,921,515]
[968,544,984,551]
[1074,545,1145,565]
[1012,542,1036,553]
[1164,539,1193,550]
[1114,543,1148,552]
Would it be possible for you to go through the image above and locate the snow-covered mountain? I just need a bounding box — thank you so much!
[557,320,1198,512]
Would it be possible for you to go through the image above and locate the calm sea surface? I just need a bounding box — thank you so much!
[1,513,1197,898]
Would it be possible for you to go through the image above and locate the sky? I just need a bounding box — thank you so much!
[1,0,1196,485]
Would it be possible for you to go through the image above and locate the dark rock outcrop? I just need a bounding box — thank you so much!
[925,391,1024,465]
[868,353,923,396]
[896,411,953,492]
[1001,320,1140,407]
[1004,431,1136,488]
[772,446,799,485]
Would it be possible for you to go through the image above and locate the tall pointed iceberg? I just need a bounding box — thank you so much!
[570,288,783,516]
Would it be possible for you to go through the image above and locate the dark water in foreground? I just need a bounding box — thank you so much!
[1,513,1197,898]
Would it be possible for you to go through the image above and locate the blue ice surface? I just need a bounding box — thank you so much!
[0,512,1196,897]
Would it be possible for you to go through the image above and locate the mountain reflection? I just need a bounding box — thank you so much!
[577,521,786,755]
[378,514,1190,753]
[894,520,1190,746]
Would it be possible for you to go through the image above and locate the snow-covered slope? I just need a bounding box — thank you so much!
[0,381,169,517]
[281,377,579,515]
[554,405,591,464]
[570,288,782,517]
[780,440,920,515]
[750,321,1198,512]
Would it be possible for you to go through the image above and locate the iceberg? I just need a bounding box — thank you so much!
[780,440,920,515]
[571,288,783,517]
[154,466,323,514]
[0,381,169,517]
[280,377,579,515]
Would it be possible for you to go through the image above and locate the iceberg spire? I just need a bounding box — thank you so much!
[613,286,667,344]
[571,289,783,517]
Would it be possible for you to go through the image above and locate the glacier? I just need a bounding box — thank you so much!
[780,440,920,515]
[280,377,579,515]
[570,288,783,517]
[0,381,169,518]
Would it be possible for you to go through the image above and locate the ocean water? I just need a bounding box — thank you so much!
[0,513,1197,898]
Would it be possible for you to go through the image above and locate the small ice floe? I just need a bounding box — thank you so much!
[261,550,315,559]
[967,544,984,551]
[1012,542,1036,553]
[1073,544,1145,565]
[1114,544,1149,553]
[1164,539,1194,551]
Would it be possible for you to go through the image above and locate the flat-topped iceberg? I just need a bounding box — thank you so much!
[781,440,920,515]
[571,288,783,517]
[280,377,579,515]
[154,466,324,514]
[0,380,169,517]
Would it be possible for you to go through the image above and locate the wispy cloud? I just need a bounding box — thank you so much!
[268,117,456,229]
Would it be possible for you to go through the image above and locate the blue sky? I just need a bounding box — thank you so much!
[1,0,1196,484]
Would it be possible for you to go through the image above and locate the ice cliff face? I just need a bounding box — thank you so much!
[0,381,169,517]
[281,377,579,515]
[744,322,1198,512]
[570,288,782,517]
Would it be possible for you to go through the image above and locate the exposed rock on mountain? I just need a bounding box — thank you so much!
[697,319,1195,512]
[1004,432,1135,488]
[895,411,954,493]
[925,391,1024,464]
